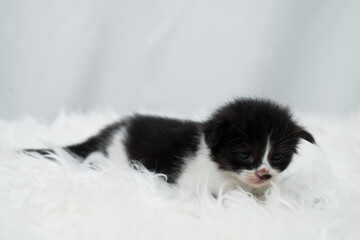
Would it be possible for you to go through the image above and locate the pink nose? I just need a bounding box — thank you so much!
[256,168,269,176]
[256,169,272,180]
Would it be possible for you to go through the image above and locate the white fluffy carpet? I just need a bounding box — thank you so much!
[1,110,360,240]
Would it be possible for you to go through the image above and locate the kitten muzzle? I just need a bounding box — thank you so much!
[258,174,272,180]
[255,169,272,180]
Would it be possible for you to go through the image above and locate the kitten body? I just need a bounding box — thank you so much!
[25,98,315,195]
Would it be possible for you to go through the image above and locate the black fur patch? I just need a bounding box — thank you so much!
[66,121,125,158]
[123,115,201,183]
[23,121,124,159]
[23,148,56,160]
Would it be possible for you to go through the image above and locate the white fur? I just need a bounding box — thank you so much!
[263,139,280,178]
[1,110,360,240]
[106,130,131,169]
[176,137,283,195]
[261,139,271,171]
[176,137,236,195]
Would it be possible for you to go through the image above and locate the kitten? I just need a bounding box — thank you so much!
[25,98,315,195]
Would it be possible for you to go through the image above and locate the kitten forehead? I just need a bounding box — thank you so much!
[228,101,296,135]
[208,100,301,151]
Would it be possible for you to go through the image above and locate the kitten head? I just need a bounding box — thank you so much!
[203,98,315,188]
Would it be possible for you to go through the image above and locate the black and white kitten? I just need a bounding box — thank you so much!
[26,98,315,195]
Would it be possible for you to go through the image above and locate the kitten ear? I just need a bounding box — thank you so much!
[203,120,227,148]
[299,129,316,144]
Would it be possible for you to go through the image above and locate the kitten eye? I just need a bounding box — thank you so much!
[271,153,283,161]
[236,152,253,163]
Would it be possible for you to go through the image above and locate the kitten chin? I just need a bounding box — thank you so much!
[23,98,316,196]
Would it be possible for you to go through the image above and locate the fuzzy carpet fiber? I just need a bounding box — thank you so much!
[1,110,360,240]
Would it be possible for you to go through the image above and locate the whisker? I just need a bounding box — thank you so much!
[279,120,291,142]
[276,135,302,146]
[278,129,303,143]
[224,137,248,146]
[277,143,298,147]
[274,148,298,154]
[231,125,249,141]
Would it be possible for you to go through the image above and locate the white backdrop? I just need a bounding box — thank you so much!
[1,0,359,121]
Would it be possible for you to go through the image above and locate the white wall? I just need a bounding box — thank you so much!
[1,0,359,121]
